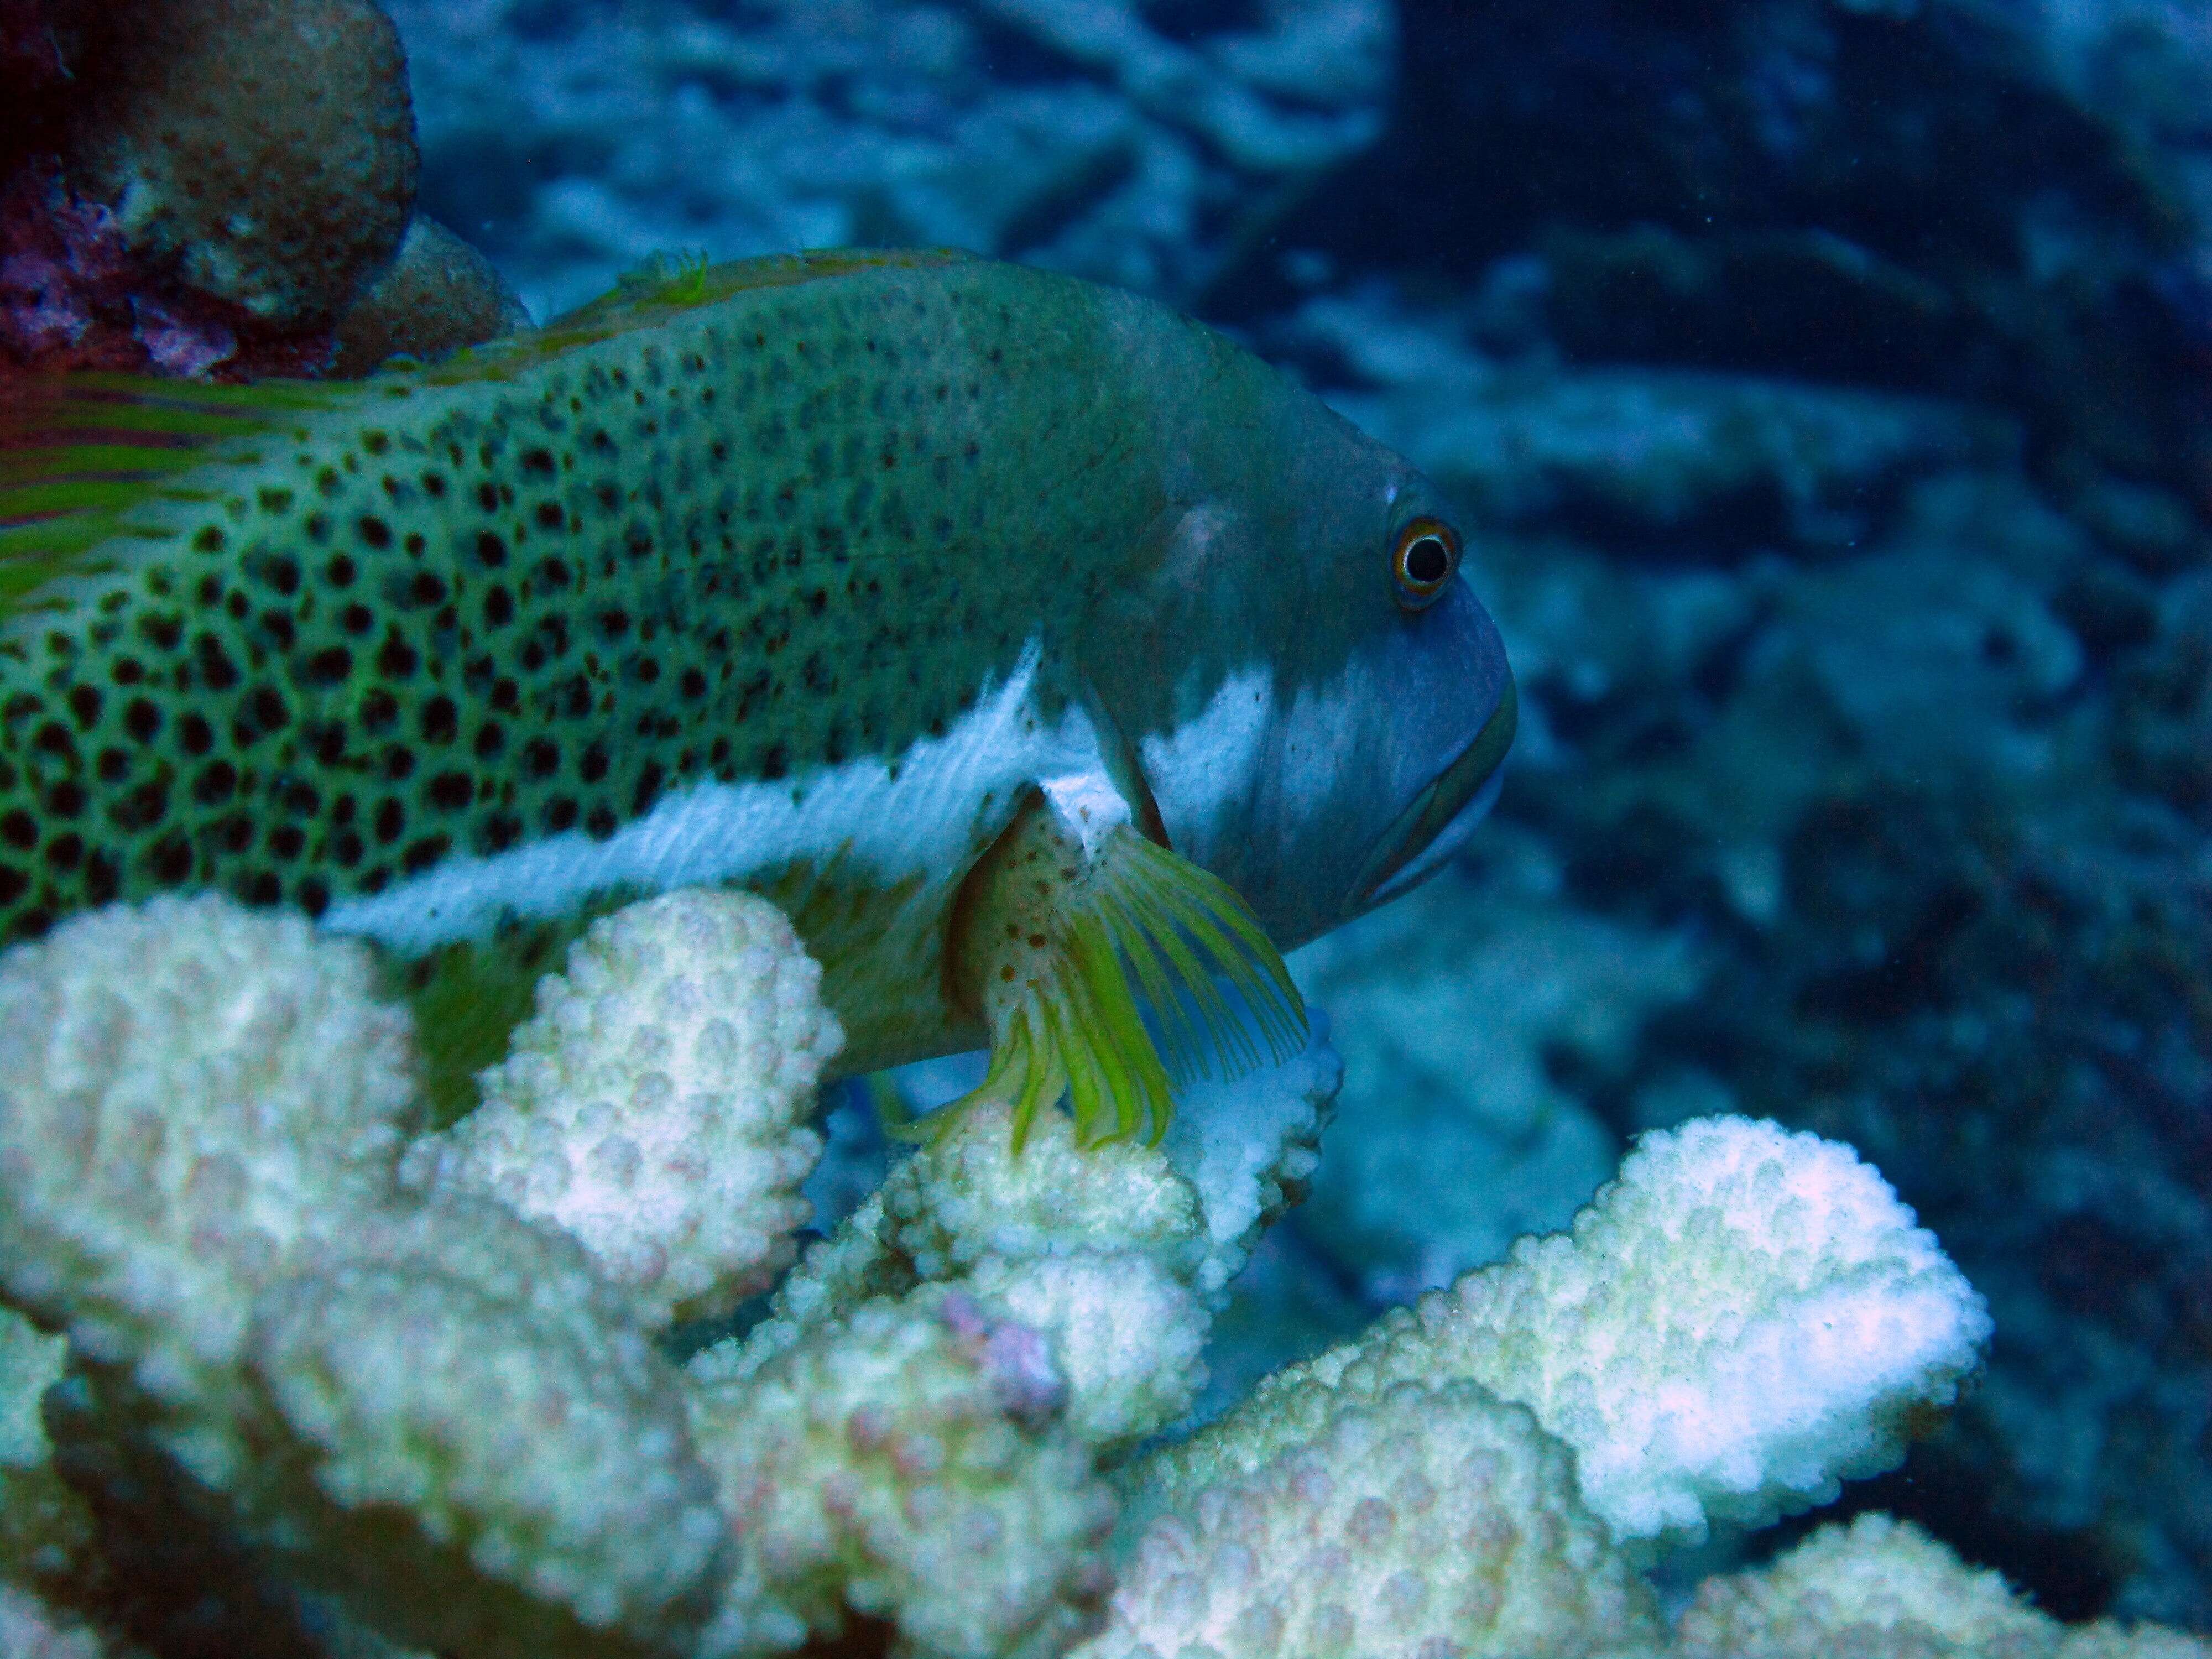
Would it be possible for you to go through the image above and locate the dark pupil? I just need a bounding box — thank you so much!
[1404,535,1450,584]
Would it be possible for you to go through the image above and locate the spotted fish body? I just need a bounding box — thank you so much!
[0,249,1515,1126]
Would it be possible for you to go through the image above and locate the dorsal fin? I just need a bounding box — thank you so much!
[407,246,980,388]
[0,372,352,610]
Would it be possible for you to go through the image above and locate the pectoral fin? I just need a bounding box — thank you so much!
[936,782,1306,1151]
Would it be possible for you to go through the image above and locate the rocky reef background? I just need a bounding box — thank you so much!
[374,0,2212,1630]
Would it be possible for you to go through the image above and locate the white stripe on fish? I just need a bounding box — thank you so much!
[323,641,1107,955]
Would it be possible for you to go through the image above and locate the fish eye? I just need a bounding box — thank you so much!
[1391,517,1459,611]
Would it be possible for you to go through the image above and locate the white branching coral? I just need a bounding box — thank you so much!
[0,893,820,1659]
[1079,1380,1662,1659]
[1674,1514,2212,1659]
[402,889,839,1326]
[1131,1116,1992,1550]
[1159,1026,1340,1298]
[1429,1116,1995,1541]
[243,1197,729,1659]
[685,1288,1115,1659]
[758,1031,1339,1455]
[0,895,416,1407]
[4,893,2193,1659]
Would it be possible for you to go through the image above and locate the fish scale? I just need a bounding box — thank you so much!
[1,255,1105,933]
[0,248,1516,1141]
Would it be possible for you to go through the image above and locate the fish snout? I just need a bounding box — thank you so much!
[1343,582,1517,916]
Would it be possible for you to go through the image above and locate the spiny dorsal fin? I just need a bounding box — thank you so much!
[408,246,980,388]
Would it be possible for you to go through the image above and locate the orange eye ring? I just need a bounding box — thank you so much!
[1391,516,1459,611]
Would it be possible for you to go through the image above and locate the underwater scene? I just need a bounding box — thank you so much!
[1,0,2209,1654]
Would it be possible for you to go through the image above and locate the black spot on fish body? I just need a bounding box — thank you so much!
[376,633,419,680]
[84,851,119,905]
[194,637,240,692]
[304,646,352,685]
[404,834,451,873]
[248,687,290,734]
[113,780,168,833]
[148,835,192,883]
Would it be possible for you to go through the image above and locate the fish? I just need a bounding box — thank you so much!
[0,248,1515,1144]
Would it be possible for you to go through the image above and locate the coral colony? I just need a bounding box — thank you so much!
[0,890,2204,1659]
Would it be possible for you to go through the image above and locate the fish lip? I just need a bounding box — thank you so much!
[1343,675,1518,915]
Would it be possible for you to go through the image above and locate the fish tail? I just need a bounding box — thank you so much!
[0,371,356,612]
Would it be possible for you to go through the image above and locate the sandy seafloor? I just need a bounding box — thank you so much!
[385,0,2212,1630]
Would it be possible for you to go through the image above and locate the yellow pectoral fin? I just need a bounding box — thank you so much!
[934,787,1308,1152]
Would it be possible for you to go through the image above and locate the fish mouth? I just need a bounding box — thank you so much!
[1344,675,1518,915]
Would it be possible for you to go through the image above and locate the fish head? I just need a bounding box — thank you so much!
[1107,420,1516,954]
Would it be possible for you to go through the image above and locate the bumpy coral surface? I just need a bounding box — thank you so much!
[1430,1115,1997,1541]
[686,1289,1113,1659]
[331,213,533,376]
[6,891,2203,1659]
[246,1198,728,1659]
[760,1031,1338,1456]
[0,896,417,1399]
[1,0,427,377]
[403,890,839,1326]
[1676,1514,2212,1659]
[64,0,417,327]
[1082,1380,1662,1659]
[1134,1116,1992,1548]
